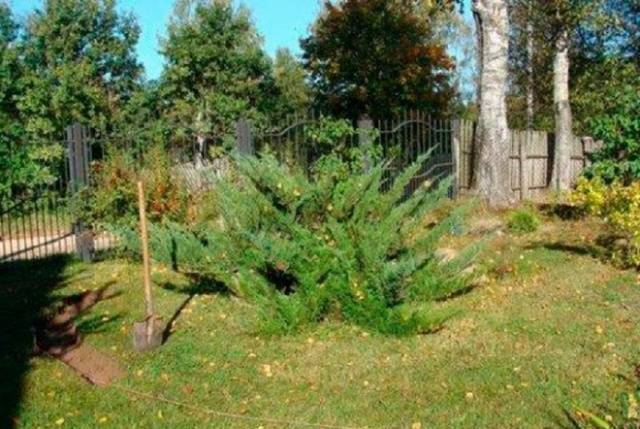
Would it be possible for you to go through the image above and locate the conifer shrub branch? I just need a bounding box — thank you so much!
[124,148,481,335]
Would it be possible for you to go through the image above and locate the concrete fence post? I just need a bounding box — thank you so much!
[357,115,374,172]
[236,119,254,156]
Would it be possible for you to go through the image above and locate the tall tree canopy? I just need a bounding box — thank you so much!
[0,3,42,201]
[506,0,639,189]
[507,0,638,132]
[301,0,457,119]
[0,2,19,130]
[18,0,142,143]
[160,0,275,148]
[269,48,311,122]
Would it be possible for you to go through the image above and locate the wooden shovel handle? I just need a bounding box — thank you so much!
[137,181,154,319]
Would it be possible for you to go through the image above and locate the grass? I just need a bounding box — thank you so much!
[1,209,639,428]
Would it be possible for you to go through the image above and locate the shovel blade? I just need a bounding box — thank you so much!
[132,318,163,351]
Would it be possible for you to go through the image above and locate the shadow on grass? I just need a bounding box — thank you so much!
[538,203,587,221]
[0,256,118,427]
[159,275,228,344]
[0,255,73,428]
[539,242,604,257]
[521,236,607,259]
[434,284,478,302]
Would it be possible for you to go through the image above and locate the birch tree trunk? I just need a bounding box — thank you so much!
[526,2,534,129]
[551,28,573,191]
[472,0,515,207]
[194,110,206,170]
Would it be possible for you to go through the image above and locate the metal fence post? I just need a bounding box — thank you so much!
[357,116,374,172]
[66,123,94,262]
[236,119,254,156]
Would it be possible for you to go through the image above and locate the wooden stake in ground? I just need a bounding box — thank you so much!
[133,180,162,351]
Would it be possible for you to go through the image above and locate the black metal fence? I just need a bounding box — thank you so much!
[248,110,455,194]
[1,111,456,263]
[0,194,74,262]
[0,124,110,263]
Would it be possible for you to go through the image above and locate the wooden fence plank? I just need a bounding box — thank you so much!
[451,120,598,201]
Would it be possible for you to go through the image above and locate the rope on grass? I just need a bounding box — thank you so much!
[111,384,369,429]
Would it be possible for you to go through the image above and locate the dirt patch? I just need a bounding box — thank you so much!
[34,286,124,386]
[59,344,124,387]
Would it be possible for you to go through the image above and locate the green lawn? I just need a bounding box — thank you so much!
[1,212,639,428]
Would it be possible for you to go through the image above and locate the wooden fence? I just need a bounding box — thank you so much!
[455,119,602,200]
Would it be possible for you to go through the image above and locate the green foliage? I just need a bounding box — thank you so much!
[582,63,640,183]
[301,0,456,119]
[134,150,480,335]
[0,137,61,203]
[304,117,357,154]
[270,48,311,122]
[18,0,142,143]
[507,0,639,133]
[0,4,44,203]
[73,144,190,229]
[507,207,541,234]
[0,2,19,126]
[160,0,275,148]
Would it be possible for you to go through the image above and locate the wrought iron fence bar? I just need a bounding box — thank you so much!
[54,197,62,255]
[0,232,75,262]
[1,211,6,259]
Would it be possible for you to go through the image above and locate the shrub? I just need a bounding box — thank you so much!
[0,133,63,204]
[571,177,640,266]
[507,207,541,234]
[134,150,481,335]
[583,64,640,183]
[73,144,191,229]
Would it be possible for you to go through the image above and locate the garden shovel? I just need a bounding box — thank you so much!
[132,180,163,351]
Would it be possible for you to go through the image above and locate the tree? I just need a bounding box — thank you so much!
[0,2,19,130]
[301,0,457,119]
[472,0,514,207]
[551,2,574,191]
[506,1,636,191]
[507,0,554,130]
[603,0,639,63]
[269,48,311,122]
[0,3,39,202]
[18,0,142,143]
[540,0,599,190]
[159,0,275,159]
[580,61,640,182]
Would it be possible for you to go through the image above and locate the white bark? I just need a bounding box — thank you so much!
[195,110,206,170]
[472,0,515,207]
[526,4,534,129]
[552,28,573,191]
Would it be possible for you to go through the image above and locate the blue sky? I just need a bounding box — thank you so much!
[10,0,323,80]
[10,0,473,83]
